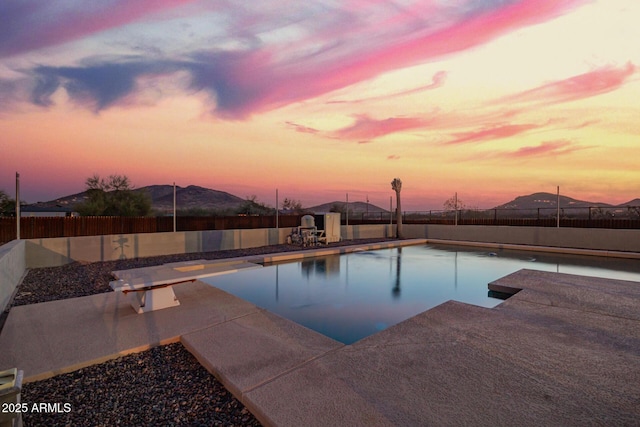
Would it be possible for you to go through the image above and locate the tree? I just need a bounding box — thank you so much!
[443,195,465,211]
[391,178,403,238]
[282,198,304,213]
[591,207,613,219]
[0,190,15,216]
[236,195,272,215]
[75,174,151,216]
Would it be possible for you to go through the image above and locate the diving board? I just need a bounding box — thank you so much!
[110,259,263,313]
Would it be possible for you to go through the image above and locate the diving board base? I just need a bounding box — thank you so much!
[128,286,180,314]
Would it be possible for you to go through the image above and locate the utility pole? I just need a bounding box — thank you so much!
[346,193,349,227]
[15,172,20,240]
[557,186,560,228]
[454,192,458,226]
[366,194,369,217]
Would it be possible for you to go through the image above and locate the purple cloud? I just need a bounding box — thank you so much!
[28,59,182,110]
[1,0,589,119]
[0,0,198,58]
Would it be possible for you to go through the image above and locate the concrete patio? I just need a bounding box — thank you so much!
[1,243,639,426]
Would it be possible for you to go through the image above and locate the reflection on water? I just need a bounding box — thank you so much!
[392,247,402,298]
[300,256,341,278]
[204,244,640,344]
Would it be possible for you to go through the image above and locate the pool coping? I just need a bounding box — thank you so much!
[1,238,639,425]
[424,238,640,259]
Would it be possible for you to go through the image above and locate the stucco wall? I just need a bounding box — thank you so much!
[0,240,26,312]
[25,228,288,268]
[342,224,395,240]
[20,223,640,268]
[24,225,397,268]
[403,224,640,253]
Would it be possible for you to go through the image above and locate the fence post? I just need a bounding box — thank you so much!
[15,172,20,240]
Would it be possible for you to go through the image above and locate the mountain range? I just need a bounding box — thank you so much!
[29,185,640,213]
[492,192,640,210]
[29,185,389,213]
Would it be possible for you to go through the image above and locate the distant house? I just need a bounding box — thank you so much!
[20,205,78,217]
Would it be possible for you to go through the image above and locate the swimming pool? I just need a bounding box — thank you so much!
[202,244,640,344]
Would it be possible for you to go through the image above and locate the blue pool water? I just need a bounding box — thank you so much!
[202,244,640,344]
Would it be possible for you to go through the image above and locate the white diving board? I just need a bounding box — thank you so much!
[110,259,262,314]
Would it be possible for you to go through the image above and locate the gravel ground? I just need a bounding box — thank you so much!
[22,343,261,427]
[11,238,395,426]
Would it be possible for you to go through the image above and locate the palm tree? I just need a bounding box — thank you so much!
[391,178,403,238]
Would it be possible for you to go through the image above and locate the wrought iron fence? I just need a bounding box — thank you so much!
[341,206,640,228]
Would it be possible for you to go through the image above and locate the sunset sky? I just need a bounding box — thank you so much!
[1,0,639,211]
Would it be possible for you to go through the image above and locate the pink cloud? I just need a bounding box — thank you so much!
[328,70,447,105]
[568,119,600,129]
[343,0,588,72]
[498,63,637,106]
[387,154,400,160]
[285,121,320,135]
[446,123,540,145]
[330,115,431,142]
[464,139,590,162]
[503,140,583,158]
[285,108,555,144]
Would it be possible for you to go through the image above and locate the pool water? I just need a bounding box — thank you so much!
[202,244,640,344]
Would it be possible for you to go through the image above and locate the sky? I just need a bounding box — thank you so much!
[1,0,639,211]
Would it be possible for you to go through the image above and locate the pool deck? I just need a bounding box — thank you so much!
[1,239,640,425]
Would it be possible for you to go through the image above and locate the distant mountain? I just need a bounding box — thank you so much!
[35,190,90,208]
[307,201,388,214]
[492,192,612,210]
[31,188,640,214]
[136,184,175,201]
[151,185,244,212]
[32,184,246,213]
[620,198,640,207]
